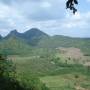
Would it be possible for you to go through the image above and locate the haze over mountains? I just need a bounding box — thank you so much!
[0,35,2,39]
[5,28,49,38]
[0,28,90,55]
[4,28,49,45]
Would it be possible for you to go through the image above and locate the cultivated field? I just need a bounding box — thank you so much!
[9,48,90,90]
[40,74,90,90]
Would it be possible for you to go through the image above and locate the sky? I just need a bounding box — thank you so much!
[0,0,90,37]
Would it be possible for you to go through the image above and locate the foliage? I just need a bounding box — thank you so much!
[66,0,78,14]
[0,36,32,55]
[0,54,49,90]
[38,36,90,54]
[0,29,90,90]
[0,54,25,90]
[0,54,15,78]
[0,29,90,56]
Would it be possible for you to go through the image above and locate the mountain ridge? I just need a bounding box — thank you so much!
[0,28,90,55]
[1,27,90,39]
[0,35,2,40]
[0,35,31,55]
[4,28,49,45]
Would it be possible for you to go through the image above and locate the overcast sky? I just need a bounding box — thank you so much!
[0,0,90,37]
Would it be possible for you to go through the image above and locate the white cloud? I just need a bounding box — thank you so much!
[0,0,90,37]
[41,1,51,8]
[0,2,33,35]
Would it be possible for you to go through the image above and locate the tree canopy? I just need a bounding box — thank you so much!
[66,0,78,14]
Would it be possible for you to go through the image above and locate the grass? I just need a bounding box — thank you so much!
[10,55,58,76]
[40,74,90,90]
[0,31,90,90]
[9,53,90,90]
[7,47,90,90]
[11,55,88,76]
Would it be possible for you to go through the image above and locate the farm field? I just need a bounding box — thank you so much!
[40,74,90,90]
[9,48,90,90]
[1,28,90,90]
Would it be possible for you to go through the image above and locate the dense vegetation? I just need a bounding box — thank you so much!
[10,51,90,90]
[38,35,90,54]
[0,36,32,55]
[0,54,25,90]
[0,28,90,90]
[0,29,90,55]
[0,54,49,90]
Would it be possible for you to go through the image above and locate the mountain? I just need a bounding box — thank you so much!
[5,29,23,39]
[23,28,49,39]
[22,28,49,45]
[0,28,49,55]
[5,28,49,45]
[37,35,90,54]
[0,28,90,55]
[0,36,31,55]
[0,35,2,40]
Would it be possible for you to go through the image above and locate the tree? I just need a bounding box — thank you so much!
[0,54,27,90]
[66,0,78,14]
[0,54,49,90]
[0,54,15,78]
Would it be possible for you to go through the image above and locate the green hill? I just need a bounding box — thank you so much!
[5,28,49,46]
[0,29,90,55]
[0,36,32,55]
[0,29,90,90]
[0,35,2,40]
[38,35,90,54]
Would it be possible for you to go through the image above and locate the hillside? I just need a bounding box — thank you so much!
[0,35,2,40]
[22,28,49,45]
[5,28,49,45]
[38,35,90,54]
[0,36,31,55]
[0,29,90,90]
[0,28,49,55]
[0,28,90,55]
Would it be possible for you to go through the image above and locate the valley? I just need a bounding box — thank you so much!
[9,49,90,90]
[0,28,90,90]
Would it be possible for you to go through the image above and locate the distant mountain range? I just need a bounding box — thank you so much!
[0,28,90,55]
[5,28,49,45]
[0,35,2,40]
[0,36,31,55]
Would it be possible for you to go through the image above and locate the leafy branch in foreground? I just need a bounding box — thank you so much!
[66,0,78,14]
